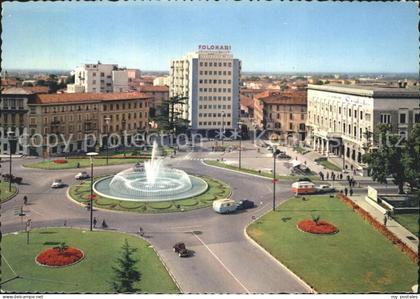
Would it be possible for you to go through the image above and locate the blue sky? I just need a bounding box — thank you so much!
[2,2,418,73]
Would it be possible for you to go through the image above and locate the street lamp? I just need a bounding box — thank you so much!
[105,117,111,166]
[238,121,243,169]
[272,146,281,211]
[221,111,225,147]
[86,152,98,231]
[7,130,17,192]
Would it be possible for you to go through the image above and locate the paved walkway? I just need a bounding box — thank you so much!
[347,195,418,253]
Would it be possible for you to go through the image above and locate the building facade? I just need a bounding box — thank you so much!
[1,89,151,156]
[306,84,420,173]
[67,63,129,93]
[169,46,241,131]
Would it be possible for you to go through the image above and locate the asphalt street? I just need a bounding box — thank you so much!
[1,147,311,294]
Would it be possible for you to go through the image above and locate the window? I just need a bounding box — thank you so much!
[415,112,420,123]
[289,113,293,120]
[349,109,352,117]
[360,111,363,120]
[380,113,391,124]
[399,113,407,124]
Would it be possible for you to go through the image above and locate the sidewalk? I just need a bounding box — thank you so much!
[348,195,418,253]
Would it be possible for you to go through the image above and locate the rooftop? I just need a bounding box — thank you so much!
[34,92,151,105]
[139,85,169,92]
[308,84,420,98]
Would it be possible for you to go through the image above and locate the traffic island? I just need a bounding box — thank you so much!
[69,176,230,213]
[247,195,417,293]
[0,181,18,203]
[1,228,179,293]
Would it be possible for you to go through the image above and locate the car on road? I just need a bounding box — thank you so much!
[2,174,23,184]
[315,184,336,194]
[298,177,313,182]
[75,171,90,180]
[236,199,255,210]
[51,179,65,188]
[173,242,190,257]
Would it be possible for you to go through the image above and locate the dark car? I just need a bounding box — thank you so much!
[2,174,23,184]
[298,177,312,182]
[236,199,255,210]
[173,242,190,257]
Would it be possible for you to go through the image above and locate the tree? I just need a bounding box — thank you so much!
[111,239,141,293]
[65,74,75,84]
[153,95,189,137]
[362,124,420,194]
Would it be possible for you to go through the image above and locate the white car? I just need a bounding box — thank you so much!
[51,179,65,188]
[75,171,90,180]
[315,184,336,194]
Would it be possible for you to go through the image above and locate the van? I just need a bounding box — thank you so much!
[291,181,316,195]
[212,199,237,214]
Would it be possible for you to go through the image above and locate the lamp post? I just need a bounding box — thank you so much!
[238,121,243,169]
[221,111,225,147]
[105,117,111,166]
[86,152,98,231]
[272,146,281,211]
[7,130,17,192]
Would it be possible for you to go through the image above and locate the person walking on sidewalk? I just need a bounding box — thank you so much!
[344,187,348,196]
[383,215,388,226]
[93,217,97,228]
[349,188,353,196]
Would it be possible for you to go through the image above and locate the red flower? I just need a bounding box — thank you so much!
[298,220,338,234]
[36,246,84,267]
[53,159,68,164]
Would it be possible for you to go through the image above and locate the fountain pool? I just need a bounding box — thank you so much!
[93,142,208,202]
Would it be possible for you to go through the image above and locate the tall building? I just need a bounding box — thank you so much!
[67,62,129,93]
[169,45,241,132]
[306,84,420,174]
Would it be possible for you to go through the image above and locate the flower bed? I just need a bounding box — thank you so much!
[336,193,418,263]
[298,219,338,234]
[53,159,68,164]
[36,246,84,267]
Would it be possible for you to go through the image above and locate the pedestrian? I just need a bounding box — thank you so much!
[326,172,329,180]
[339,173,343,180]
[344,187,348,196]
[101,220,108,229]
[349,188,353,196]
[23,195,28,205]
[386,210,392,220]
[93,217,97,228]
[332,172,336,181]
[347,175,350,183]
[383,215,388,226]
[139,226,144,236]
[77,162,80,168]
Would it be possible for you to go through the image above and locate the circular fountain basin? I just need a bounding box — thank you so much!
[93,168,208,202]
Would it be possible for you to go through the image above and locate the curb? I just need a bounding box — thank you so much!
[1,185,19,204]
[243,200,317,294]
[3,227,182,294]
[202,160,273,181]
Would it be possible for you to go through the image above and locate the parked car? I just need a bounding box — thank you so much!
[51,179,65,188]
[236,199,255,210]
[315,184,336,194]
[298,177,313,182]
[213,199,237,214]
[173,242,190,257]
[75,171,90,180]
[2,174,23,184]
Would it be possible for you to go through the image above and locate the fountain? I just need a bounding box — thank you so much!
[93,142,207,202]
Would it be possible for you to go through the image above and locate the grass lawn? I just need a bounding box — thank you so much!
[23,158,143,170]
[0,181,18,203]
[69,176,230,213]
[315,158,342,172]
[293,146,310,155]
[204,160,319,182]
[1,228,179,293]
[393,214,419,236]
[247,195,417,293]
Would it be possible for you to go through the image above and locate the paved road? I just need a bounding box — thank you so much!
[1,151,310,294]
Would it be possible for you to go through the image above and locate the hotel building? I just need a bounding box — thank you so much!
[306,84,420,174]
[169,46,241,132]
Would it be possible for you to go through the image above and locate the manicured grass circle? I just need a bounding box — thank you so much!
[297,220,338,235]
[36,246,84,267]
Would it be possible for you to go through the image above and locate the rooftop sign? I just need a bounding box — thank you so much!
[198,45,231,51]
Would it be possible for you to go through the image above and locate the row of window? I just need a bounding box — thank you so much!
[268,113,305,121]
[199,61,232,67]
[266,105,306,112]
[271,123,305,131]
[103,111,147,121]
[198,112,231,118]
[198,121,232,126]
[103,101,147,111]
[199,96,232,101]
[199,70,232,76]
[199,87,232,93]
[198,104,232,110]
[1,98,25,108]
[199,79,232,85]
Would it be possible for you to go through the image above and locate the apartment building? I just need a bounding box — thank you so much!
[306,84,420,173]
[138,85,169,110]
[1,88,151,156]
[169,45,241,132]
[253,90,307,141]
[67,62,129,93]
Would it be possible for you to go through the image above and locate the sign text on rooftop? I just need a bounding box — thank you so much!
[198,45,231,51]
